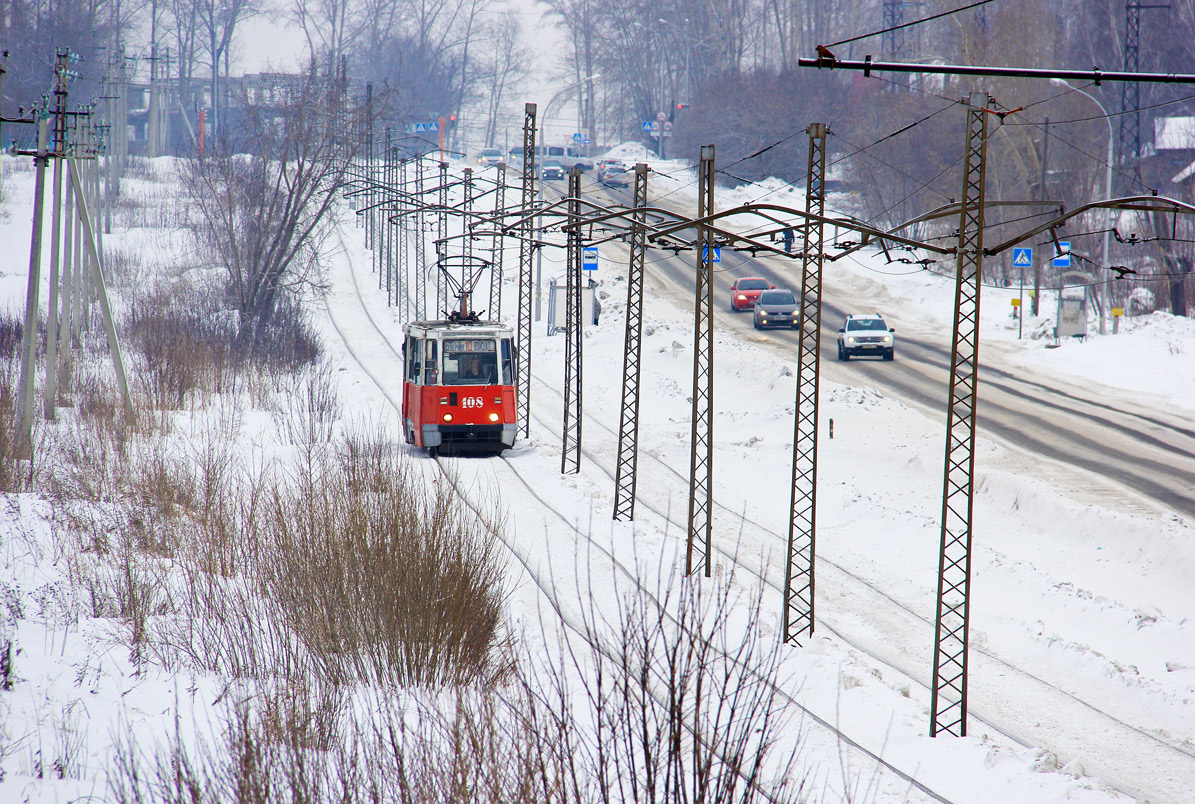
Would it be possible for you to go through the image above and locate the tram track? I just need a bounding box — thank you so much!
[325,222,960,804]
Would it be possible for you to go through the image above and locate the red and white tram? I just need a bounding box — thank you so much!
[401,316,518,455]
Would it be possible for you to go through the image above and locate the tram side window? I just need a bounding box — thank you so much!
[500,338,514,385]
[423,340,438,385]
[406,337,418,382]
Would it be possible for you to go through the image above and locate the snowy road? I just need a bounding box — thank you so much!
[587,179,1195,520]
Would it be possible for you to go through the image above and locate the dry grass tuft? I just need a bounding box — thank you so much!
[256,426,509,688]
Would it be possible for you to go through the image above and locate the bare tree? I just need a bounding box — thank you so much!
[197,0,258,137]
[289,0,356,71]
[476,10,533,148]
[183,64,368,327]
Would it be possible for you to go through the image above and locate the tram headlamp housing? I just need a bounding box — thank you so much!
[488,412,500,422]
[443,413,453,423]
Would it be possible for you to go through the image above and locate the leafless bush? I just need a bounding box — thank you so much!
[255,426,509,688]
[126,283,238,408]
[109,565,813,804]
[124,279,323,410]
[232,294,323,376]
[541,567,812,804]
[267,362,341,447]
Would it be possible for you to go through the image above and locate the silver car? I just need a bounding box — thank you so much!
[753,289,800,329]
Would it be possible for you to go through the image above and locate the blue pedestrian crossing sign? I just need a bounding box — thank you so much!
[582,247,598,271]
[1052,241,1071,268]
[642,121,653,132]
[1012,247,1033,267]
[702,244,721,263]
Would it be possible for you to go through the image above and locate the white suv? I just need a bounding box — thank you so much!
[837,314,895,361]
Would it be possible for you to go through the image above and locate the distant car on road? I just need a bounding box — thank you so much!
[753,289,800,329]
[837,313,895,360]
[476,147,505,167]
[729,277,773,312]
[541,159,565,180]
[600,163,632,187]
[596,159,627,182]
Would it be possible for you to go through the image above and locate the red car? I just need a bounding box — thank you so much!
[729,277,774,312]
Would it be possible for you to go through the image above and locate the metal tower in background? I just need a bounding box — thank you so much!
[882,0,905,59]
[438,160,449,316]
[396,158,409,316]
[783,123,827,645]
[414,158,428,320]
[1119,0,1167,186]
[489,164,507,319]
[686,145,716,577]
[613,163,650,520]
[930,92,990,738]
[561,167,584,474]
[517,103,537,438]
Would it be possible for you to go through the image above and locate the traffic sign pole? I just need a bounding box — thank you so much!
[1012,247,1033,339]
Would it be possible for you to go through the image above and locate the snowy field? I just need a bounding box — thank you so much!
[2,150,1194,803]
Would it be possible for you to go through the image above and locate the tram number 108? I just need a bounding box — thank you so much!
[460,396,485,408]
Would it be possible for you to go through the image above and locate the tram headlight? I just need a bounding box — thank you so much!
[488,412,500,423]
[443,413,453,423]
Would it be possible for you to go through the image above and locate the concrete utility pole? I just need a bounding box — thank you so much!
[45,52,71,420]
[68,158,134,420]
[15,116,52,457]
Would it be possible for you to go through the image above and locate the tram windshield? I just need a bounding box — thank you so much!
[443,338,501,385]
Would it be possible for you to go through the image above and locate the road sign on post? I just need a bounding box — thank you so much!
[1053,241,1071,268]
[1012,247,1033,268]
[582,246,598,271]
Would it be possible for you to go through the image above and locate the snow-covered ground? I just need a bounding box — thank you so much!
[2,149,1194,803]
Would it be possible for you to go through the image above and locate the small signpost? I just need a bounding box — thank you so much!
[582,246,598,272]
[1013,247,1033,339]
[1053,241,1071,268]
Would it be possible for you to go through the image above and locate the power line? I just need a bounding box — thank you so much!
[823,0,999,50]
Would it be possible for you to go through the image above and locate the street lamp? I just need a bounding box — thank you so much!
[655,16,692,106]
[1051,78,1114,333]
